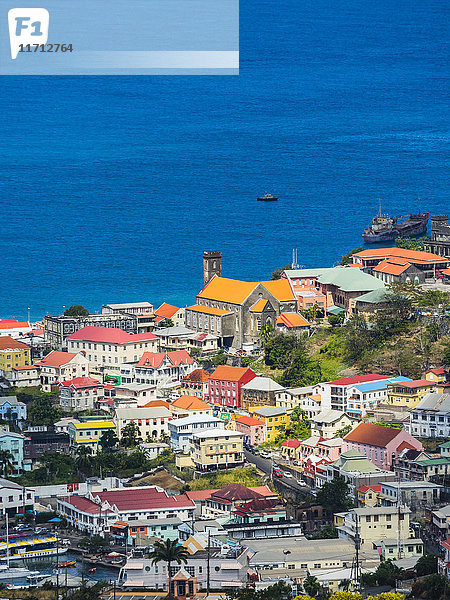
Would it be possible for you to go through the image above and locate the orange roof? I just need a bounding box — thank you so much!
[250,299,268,312]
[0,336,30,351]
[155,303,180,319]
[344,423,402,448]
[36,351,78,367]
[373,258,411,276]
[235,415,265,427]
[276,312,310,328]
[171,395,211,411]
[186,304,231,316]
[210,365,256,382]
[13,365,38,371]
[182,368,210,383]
[353,247,448,265]
[442,268,450,276]
[260,279,296,302]
[198,276,295,305]
[141,400,171,409]
[358,484,381,493]
[198,277,257,304]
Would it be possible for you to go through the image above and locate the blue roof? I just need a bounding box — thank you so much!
[353,376,411,393]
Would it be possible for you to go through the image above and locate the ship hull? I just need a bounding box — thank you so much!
[363,213,429,243]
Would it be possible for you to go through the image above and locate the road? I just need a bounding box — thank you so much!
[244,449,312,495]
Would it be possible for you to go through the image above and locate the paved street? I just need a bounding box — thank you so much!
[244,449,312,495]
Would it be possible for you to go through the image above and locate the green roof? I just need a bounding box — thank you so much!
[327,306,345,315]
[356,288,390,304]
[284,268,337,278]
[318,267,385,293]
[439,441,450,448]
[416,458,450,466]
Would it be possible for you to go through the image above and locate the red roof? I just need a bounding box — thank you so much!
[429,368,446,375]
[358,484,381,493]
[171,395,211,411]
[60,377,102,389]
[36,351,78,367]
[209,483,264,503]
[63,488,194,514]
[328,374,390,386]
[67,326,157,344]
[0,319,29,329]
[0,336,30,350]
[344,423,402,448]
[210,365,256,382]
[442,538,450,552]
[185,485,274,503]
[182,368,210,383]
[397,441,416,452]
[235,415,265,427]
[155,303,180,319]
[281,439,301,448]
[136,350,194,368]
[388,379,434,389]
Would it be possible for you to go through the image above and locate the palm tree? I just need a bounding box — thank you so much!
[148,538,189,599]
[259,323,273,346]
[339,578,352,591]
[99,429,118,452]
[75,445,94,474]
[0,450,15,477]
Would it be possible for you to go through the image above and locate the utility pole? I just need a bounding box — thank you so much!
[206,530,211,596]
[353,513,360,591]
[55,534,60,600]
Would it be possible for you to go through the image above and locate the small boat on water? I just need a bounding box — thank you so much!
[88,567,97,573]
[58,560,76,568]
[257,193,278,201]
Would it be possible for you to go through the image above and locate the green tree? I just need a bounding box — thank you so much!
[374,559,402,586]
[78,535,107,553]
[271,265,292,280]
[276,407,311,442]
[303,575,322,597]
[311,525,339,539]
[0,449,15,477]
[121,421,140,447]
[64,305,89,317]
[161,318,175,328]
[75,445,94,474]
[316,476,353,513]
[99,429,118,452]
[212,348,228,366]
[259,324,274,346]
[395,235,428,251]
[265,333,303,369]
[338,579,352,592]
[335,424,353,438]
[341,247,364,266]
[148,539,189,599]
[328,312,345,327]
[28,394,62,426]
[411,573,448,599]
[415,553,438,576]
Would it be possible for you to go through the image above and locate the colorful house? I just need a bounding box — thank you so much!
[208,365,257,409]
[170,395,213,417]
[281,438,301,460]
[234,415,266,445]
[180,368,210,398]
[357,484,381,507]
[386,379,436,408]
[0,336,31,376]
[343,422,423,471]
[251,406,290,442]
[67,420,116,453]
[36,350,90,392]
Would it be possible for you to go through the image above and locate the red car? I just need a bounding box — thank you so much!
[273,467,283,477]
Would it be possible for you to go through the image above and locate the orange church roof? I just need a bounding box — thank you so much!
[171,395,211,411]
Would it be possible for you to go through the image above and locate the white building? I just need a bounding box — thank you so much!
[406,393,450,438]
[274,385,321,415]
[101,302,154,315]
[346,376,412,418]
[311,410,354,438]
[115,406,172,441]
[168,415,225,451]
[120,351,197,390]
[6,365,40,388]
[36,351,90,392]
[59,376,104,411]
[154,326,218,354]
[57,487,195,535]
[318,374,391,412]
[0,477,34,518]
[66,326,159,374]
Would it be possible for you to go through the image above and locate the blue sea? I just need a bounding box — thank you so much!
[1,0,448,321]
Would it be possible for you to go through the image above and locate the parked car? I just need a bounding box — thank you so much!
[273,467,283,477]
[293,460,301,466]
[283,471,293,478]
[296,479,307,486]
[259,451,271,459]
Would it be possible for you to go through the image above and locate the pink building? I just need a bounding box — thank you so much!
[343,422,423,471]
[234,416,266,445]
[281,439,301,460]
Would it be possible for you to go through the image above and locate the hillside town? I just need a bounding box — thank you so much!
[1,234,450,600]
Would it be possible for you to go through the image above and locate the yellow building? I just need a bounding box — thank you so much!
[0,336,31,374]
[190,429,244,472]
[386,379,436,408]
[250,407,290,442]
[67,420,116,453]
[357,484,381,507]
[426,368,449,384]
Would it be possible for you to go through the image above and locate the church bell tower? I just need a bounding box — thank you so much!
[203,251,222,285]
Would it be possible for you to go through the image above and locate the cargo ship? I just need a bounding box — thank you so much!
[257,193,278,201]
[362,202,429,243]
